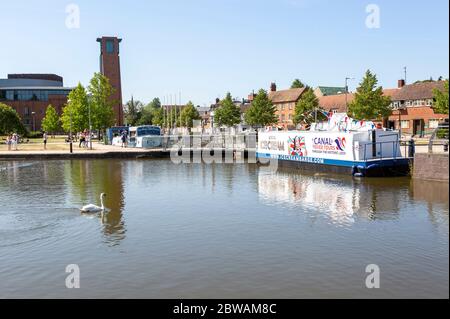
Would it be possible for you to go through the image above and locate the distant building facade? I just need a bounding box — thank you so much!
[387,80,448,136]
[267,82,306,130]
[316,80,449,136]
[0,74,72,131]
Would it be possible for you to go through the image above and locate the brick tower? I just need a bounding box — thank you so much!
[97,36,123,126]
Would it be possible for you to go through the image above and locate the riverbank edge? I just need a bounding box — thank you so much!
[0,149,254,161]
[413,153,449,182]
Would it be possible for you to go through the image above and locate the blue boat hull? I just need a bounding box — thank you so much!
[256,153,411,177]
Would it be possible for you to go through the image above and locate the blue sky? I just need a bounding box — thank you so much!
[1,0,448,106]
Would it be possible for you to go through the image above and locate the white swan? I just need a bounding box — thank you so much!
[81,193,107,213]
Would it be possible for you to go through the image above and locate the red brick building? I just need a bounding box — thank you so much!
[97,36,124,126]
[0,74,72,131]
[266,83,306,130]
[387,80,448,136]
[317,80,449,136]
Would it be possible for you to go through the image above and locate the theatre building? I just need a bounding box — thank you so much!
[0,74,72,131]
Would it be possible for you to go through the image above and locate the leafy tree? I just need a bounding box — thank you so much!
[291,79,306,89]
[348,70,392,120]
[88,73,116,131]
[148,97,161,109]
[244,89,278,127]
[137,98,162,125]
[151,107,164,126]
[433,80,449,114]
[41,105,60,137]
[214,92,241,127]
[179,101,200,128]
[0,103,26,135]
[124,97,143,126]
[293,88,325,125]
[61,83,89,133]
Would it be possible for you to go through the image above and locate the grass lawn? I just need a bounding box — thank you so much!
[0,135,97,152]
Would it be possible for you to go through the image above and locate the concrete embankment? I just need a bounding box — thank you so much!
[0,147,252,161]
[0,148,170,160]
[413,153,449,182]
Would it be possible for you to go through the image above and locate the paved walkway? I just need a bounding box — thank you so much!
[0,142,169,159]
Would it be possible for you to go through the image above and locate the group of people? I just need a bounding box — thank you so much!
[77,130,91,148]
[4,133,19,151]
[3,132,48,151]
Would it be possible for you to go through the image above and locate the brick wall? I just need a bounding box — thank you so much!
[413,153,449,182]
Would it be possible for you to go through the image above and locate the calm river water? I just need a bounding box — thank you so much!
[0,159,448,298]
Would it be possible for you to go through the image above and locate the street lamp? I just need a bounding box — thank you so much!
[67,98,73,154]
[345,77,355,113]
[31,111,36,132]
[88,98,92,150]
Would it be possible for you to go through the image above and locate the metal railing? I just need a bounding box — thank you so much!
[156,134,258,151]
[361,140,412,161]
[428,123,449,154]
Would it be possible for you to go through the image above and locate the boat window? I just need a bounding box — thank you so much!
[137,127,161,136]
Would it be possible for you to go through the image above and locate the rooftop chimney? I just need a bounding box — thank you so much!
[398,79,406,88]
[270,82,277,92]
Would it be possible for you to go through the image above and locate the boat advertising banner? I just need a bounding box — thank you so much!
[258,131,356,163]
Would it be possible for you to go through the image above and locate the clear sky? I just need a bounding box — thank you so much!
[1,0,448,106]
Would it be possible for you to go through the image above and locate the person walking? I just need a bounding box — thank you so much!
[121,130,127,148]
[12,133,18,151]
[43,131,48,150]
[6,134,12,151]
[79,131,86,148]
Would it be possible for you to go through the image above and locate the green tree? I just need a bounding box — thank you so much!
[148,97,161,109]
[348,70,392,120]
[179,101,200,128]
[244,89,278,127]
[291,79,306,89]
[293,88,325,125]
[41,105,60,137]
[151,107,164,126]
[61,83,89,133]
[138,98,162,125]
[214,93,241,127]
[124,97,143,126]
[0,103,26,135]
[88,72,116,131]
[433,80,449,114]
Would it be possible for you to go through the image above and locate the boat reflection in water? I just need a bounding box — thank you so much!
[257,168,420,226]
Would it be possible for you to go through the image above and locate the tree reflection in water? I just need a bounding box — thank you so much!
[65,160,126,246]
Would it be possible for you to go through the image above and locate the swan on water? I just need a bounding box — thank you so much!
[80,193,107,213]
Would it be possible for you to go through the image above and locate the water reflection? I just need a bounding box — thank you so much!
[257,169,414,225]
[410,179,449,231]
[64,160,126,246]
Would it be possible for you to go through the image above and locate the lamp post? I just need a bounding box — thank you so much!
[31,111,36,132]
[345,77,355,113]
[68,99,73,154]
[88,99,92,150]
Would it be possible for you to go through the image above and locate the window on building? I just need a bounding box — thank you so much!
[426,99,433,106]
[429,119,440,129]
[405,101,412,106]
[401,120,409,129]
[106,40,114,53]
[288,114,293,120]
